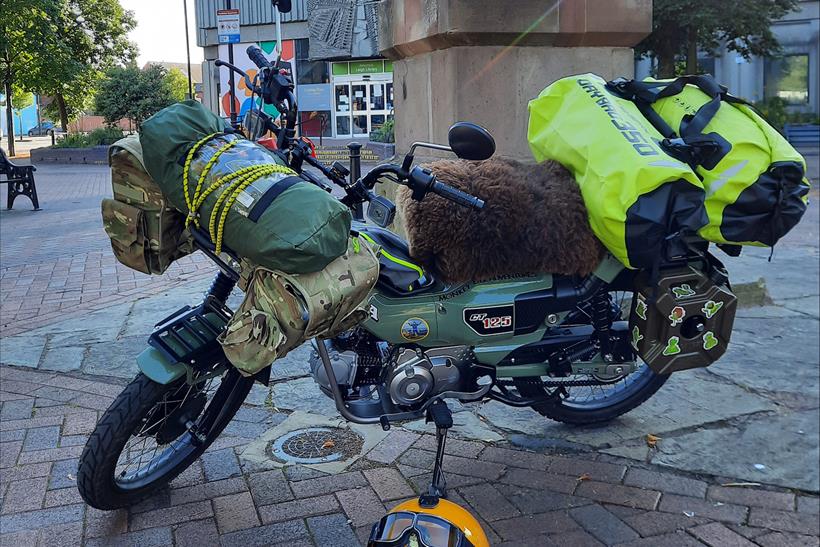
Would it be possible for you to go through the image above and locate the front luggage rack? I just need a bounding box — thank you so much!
[148,296,232,370]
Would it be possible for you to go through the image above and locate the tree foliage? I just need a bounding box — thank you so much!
[165,68,190,102]
[1,0,136,136]
[95,64,182,128]
[636,0,800,78]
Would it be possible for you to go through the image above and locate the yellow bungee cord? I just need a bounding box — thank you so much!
[181,134,296,255]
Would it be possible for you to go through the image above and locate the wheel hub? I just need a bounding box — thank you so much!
[154,392,207,445]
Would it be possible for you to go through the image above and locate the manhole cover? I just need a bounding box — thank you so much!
[267,427,364,465]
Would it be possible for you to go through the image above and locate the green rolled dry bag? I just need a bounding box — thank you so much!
[609,75,811,248]
[527,74,708,269]
[140,101,351,274]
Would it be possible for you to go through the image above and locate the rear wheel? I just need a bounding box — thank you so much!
[513,365,668,425]
[513,290,669,425]
[77,367,253,509]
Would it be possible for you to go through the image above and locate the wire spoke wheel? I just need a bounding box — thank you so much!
[513,290,669,425]
[113,376,219,488]
[78,367,253,510]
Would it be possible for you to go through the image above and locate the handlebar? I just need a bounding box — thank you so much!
[430,180,485,209]
[246,45,272,70]
[357,164,484,211]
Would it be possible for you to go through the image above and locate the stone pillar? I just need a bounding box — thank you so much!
[379,0,652,161]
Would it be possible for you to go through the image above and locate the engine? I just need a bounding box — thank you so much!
[386,346,472,406]
[308,332,474,408]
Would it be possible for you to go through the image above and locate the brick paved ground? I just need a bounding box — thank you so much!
[1,366,818,546]
[0,164,214,336]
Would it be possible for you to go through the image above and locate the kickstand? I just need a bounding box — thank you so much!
[419,400,453,508]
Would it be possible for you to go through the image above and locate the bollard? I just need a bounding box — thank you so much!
[48,129,55,146]
[348,142,364,221]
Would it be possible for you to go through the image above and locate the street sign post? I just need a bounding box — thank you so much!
[217,8,240,44]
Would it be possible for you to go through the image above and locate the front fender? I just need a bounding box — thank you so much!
[136,347,186,384]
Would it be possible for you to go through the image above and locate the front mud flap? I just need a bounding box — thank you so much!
[136,346,186,384]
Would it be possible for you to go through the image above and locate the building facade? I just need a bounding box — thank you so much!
[194,0,393,138]
[636,0,820,115]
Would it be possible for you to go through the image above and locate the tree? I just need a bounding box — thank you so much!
[165,68,190,102]
[11,87,33,141]
[0,0,52,155]
[636,0,799,78]
[1,0,136,140]
[95,64,178,128]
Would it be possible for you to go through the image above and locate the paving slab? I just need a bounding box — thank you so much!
[477,369,777,447]
[270,377,338,416]
[651,409,820,492]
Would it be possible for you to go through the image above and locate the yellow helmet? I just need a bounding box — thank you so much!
[367,497,490,547]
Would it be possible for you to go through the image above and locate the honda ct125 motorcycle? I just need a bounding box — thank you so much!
[78,44,738,511]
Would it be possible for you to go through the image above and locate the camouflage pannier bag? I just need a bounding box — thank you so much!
[102,134,193,274]
[220,236,380,376]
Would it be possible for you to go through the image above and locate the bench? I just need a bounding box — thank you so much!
[0,147,40,210]
[783,123,820,148]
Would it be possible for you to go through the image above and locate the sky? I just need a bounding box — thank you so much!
[119,0,205,67]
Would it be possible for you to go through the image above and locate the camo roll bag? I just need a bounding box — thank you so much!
[220,237,380,376]
[102,134,193,274]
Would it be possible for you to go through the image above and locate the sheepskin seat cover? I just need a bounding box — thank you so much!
[396,158,603,284]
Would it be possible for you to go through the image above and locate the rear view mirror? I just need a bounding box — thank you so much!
[448,122,495,161]
[273,0,292,13]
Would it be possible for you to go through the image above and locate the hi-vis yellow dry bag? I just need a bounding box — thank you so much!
[527,74,708,269]
[608,74,810,249]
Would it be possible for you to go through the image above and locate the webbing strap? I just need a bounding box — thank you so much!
[248,176,303,222]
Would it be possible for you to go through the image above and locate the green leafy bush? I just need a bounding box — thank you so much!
[53,127,125,148]
[753,97,820,131]
[370,118,395,143]
[87,127,125,145]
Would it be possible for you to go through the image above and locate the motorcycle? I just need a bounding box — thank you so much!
[77,44,727,512]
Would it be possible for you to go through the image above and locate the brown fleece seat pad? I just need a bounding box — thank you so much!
[396,158,603,284]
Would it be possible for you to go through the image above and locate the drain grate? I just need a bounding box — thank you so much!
[267,427,364,465]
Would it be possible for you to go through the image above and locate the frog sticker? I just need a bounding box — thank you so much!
[703,331,719,350]
[631,325,643,350]
[702,300,723,319]
[668,306,686,327]
[635,297,648,321]
[672,284,696,299]
[662,336,681,356]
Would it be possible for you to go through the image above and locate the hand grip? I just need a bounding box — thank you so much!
[246,45,272,69]
[430,180,485,210]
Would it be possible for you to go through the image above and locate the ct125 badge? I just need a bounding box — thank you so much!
[400,317,430,342]
[463,305,514,336]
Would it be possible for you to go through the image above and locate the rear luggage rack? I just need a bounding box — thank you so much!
[148,296,232,370]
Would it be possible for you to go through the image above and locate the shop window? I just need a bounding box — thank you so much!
[352,115,367,135]
[369,84,385,110]
[371,114,386,131]
[300,111,332,138]
[386,83,394,111]
[295,38,329,85]
[336,116,350,135]
[351,84,367,112]
[765,54,810,105]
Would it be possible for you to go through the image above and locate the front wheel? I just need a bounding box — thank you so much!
[77,367,253,510]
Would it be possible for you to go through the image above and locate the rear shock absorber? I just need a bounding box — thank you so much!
[207,271,236,304]
[590,290,613,361]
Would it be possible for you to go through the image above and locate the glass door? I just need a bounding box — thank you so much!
[334,80,394,137]
[334,83,351,137]
[368,82,390,134]
[351,83,368,136]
